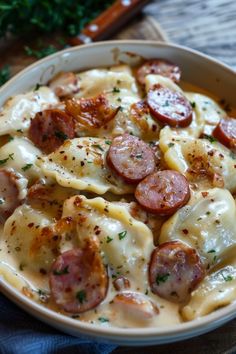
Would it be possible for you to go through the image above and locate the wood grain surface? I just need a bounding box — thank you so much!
[144,0,236,70]
[0,1,236,353]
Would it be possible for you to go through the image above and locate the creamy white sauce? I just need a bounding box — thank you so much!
[0,64,236,328]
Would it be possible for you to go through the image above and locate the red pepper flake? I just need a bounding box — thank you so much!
[63,155,68,160]
[39,268,47,275]
[201,192,209,198]
[28,222,34,228]
[182,229,189,235]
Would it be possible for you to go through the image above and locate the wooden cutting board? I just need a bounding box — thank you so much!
[1,12,236,354]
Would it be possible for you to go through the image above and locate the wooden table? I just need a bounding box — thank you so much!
[1,1,236,353]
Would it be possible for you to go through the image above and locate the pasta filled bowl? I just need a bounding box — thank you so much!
[0,40,236,345]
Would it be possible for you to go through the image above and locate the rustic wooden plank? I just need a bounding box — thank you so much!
[144,0,236,70]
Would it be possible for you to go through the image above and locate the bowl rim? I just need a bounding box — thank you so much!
[1,39,236,341]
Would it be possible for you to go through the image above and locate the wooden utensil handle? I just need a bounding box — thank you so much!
[69,0,150,46]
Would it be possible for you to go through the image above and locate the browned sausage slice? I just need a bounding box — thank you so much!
[212,117,236,149]
[149,241,205,303]
[147,85,193,128]
[65,94,119,130]
[0,169,21,222]
[106,134,156,183]
[28,109,75,154]
[135,170,190,215]
[49,242,108,313]
[136,59,181,86]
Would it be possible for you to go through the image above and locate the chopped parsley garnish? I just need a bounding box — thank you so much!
[53,265,69,276]
[220,272,233,282]
[206,211,211,215]
[21,163,33,171]
[207,249,216,253]
[19,263,26,271]
[98,317,109,323]
[118,230,127,240]
[163,100,169,107]
[106,236,113,243]
[55,131,68,141]
[105,140,111,145]
[112,87,120,93]
[168,142,175,148]
[190,101,196,108]
[76,290,87,303]
[92,144,104,152]
[34,83,42,91]
[156,273,170,285]
[117,97,122,102]
[17,129,23,133]
[0,153,14,165]
[0,157,9,165]
[8,135,14,142]
[202,134,216,143]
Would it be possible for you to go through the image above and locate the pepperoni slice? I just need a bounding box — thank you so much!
[65,94,119,130]
[212,117,236,149]
[136,59,181,86]
[149,241,205,303]
[106,134,156,183]
[49,243,108,313]
[135,170,190,215]
[28,109,75,154]
[147,85,193,128]
[49,72,79,98]
[0,170,21,222]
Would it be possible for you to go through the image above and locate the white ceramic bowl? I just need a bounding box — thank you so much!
[0,40,236,346]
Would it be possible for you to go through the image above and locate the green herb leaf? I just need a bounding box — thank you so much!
[0,157,9,165]
[190,101,196,108]
[92,144,104,152]
[53,265,69,276]
[98,317,109,323]
[112,87,120,93]
[21,163,33,171]
[156,273,170,285]
[207,249,216,253]
[220,272,233,282]
[25,45,57,59]
[76,290,86,303]
[118,230,127,240]
[106,236,113,243]
[105,140,111,145]
[168,142,175,148]
[202,134,217,143]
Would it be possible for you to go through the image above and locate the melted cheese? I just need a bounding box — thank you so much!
[37,137,134,195]
[0,87,58,135]
[159,126,236,192]
[160,188,236,266]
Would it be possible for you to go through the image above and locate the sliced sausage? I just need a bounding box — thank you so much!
[28,109,75,154]
[147,85,193,128]
[49,242,108,313]
[65,94,119,130]
[0,170,21,222]
[49,72,79,98]
[212,117,236,149]
[149,241,205,303]
[135,170,190,215]
[136,59,181,86]
[112,292,159,319]
[106,134,156,183]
